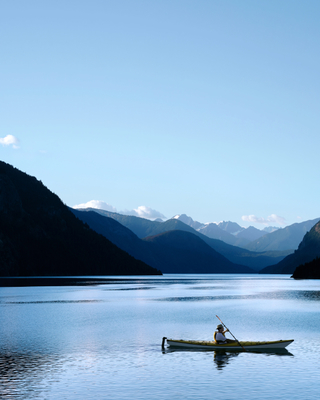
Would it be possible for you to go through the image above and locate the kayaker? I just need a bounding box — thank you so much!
[214,324,236,344]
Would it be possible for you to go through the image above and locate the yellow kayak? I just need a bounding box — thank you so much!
[162,337,294,350]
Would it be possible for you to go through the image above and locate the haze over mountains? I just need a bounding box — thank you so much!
[73,207,320,275]
[73,208,294,271]
[71,209,253,273]
[173,214,277,248]
[172,214,320,252]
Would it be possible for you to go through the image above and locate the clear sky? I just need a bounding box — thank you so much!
[1,0,320,229]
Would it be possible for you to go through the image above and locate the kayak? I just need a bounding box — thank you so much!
[163,337,294,351]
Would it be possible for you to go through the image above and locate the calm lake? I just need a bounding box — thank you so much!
[0,274,319,400]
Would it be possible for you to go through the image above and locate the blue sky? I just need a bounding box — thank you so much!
[1,0,320,228]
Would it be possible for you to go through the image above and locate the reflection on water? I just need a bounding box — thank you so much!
[163,348,293,371]
[214,351,240,370]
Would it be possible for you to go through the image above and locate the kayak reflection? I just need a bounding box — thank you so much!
[162,347,293,370]
[214,351,240,370]
[214,348,293,370]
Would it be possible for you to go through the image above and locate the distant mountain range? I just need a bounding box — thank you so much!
[74,208,292,271]
[261,220,320,276]
[172,214,320,253]
[244,218,320,252]
[173,214,268,247]
[0,161,160,276]
[71,209,253,273]
[74,208,320,275]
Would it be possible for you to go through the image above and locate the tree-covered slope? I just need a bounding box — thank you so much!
[292,258,320,279]
[71,209,163,271]
[0,161,161,276]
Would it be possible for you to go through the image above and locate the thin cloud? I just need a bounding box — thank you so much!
[121,206,166,220]
[242,214,286,226]
[73,200,117,212]
[0,135,20,149]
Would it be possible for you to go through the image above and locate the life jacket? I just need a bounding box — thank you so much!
[214,331,226,343]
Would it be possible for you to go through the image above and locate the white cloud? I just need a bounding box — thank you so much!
[72,201,165,221]
[241,214,286,226]
[0,135,20,149]
[72,200,117,212]
[121,205,166,220]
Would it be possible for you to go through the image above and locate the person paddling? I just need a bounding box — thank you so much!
[214,324,236,344]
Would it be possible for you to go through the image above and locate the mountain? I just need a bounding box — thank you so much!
[233,226,266,242]
[198,236,292,271]
[92,210,318,256]
[71,209,253,273]
[143,230,254,273]
[173,215,247,246]
[217,221,267,242]
[197,223,247,246]
[218,221,244,234]
[74,209,289,271]
[71,209,164,271]
[79,209,162,238]
[173,214,204,230]
[260,221,320,275]
[0,161,161,276]
[263,226,279,233]
[78,209,199,238]
[147,218,198,237]
[173,215,266,246]
[244,218,320,252]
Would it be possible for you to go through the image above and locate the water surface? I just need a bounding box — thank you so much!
[0,274,319,399]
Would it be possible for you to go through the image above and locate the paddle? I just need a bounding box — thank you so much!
[216,315,246,351]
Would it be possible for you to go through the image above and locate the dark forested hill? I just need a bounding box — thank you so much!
[292,258,320,279]
[71,209,164,270]
[260,221,320,275]
[0,161,161,276]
